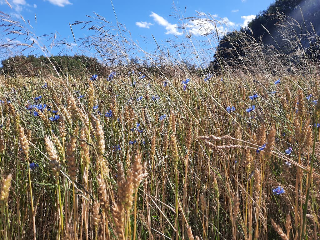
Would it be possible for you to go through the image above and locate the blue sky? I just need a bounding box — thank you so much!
[1,0,276,65]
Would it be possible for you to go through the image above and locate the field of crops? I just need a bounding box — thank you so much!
[0,67,320,239]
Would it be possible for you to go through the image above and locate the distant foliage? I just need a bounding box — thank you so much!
[0,55,107,77]
[211,0,320,72]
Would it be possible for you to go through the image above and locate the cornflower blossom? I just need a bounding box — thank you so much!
[93,105,99,111]
[137,96,143,101]
[306,94,312,100]
[272,186,285,195]
[90,74,98,81]
[29,163,39,170]
[34,96,42,101]
[159,115,167,121]
[204,74,213,81]
[107,71,116,81]
[249,94,259,100]
[226,106,235,113]
[274,79,280,84]
[256,143,266,153]
[163,81,168,87]
[113,144,121,151]
[246,105,255,112]
[105,110,113,117]
[152,95,159,101]
[285,147,292,155]
[129,140,137,145]
[49,115,60,121]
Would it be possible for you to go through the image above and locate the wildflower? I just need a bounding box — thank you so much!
[137,96,143,101]
[42,83,47,89]
[313,100,318,105]
[163,81,168,87]
[90,74,98,81]
[272,186,285,195]
[33,111,39,117]
[270,91,277,94]
[249,94,259,100]
[183,85,187,91]
[139,75,145,79]
[113,144,121,151]
[129,140,137,145]
[315,123,320,128]
[204,74,213,81]
[246,105,255,112]
[26,104,34,110]
[35,104,46,111]
[274,79,280,84]
[182,78,190,85]
[285,161,292,167]
[49,115,60,121]
[306,94,312,100]
[152,95,159,101]
[51,110,58,114]
[78,95,84,99]
[159,115,167,121]
[226,106,235,113]
[29,162,39,170]
[105,110,113,117]
[34,96,42,101]
[256,143,266,153]
[107,71,116,81]
[93,105,99,110]
[285,147,292,155]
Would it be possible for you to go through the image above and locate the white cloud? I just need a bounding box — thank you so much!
[241,0,247,2]
[136,21,153,29]
[232,9,239,13]
[12,0,26,5]
[185,16,235,37]
[46,0,71,7]
[150,12,182,36]
[33,3,36,8]
[241,15,255,27]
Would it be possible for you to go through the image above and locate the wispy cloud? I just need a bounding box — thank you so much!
[46,0,72,7]
[185,16,235,37]
[241,15,255,27]
[232,9,239,13]
[150,12,182,36]
[241,0,247,2]
[136,21,153,29]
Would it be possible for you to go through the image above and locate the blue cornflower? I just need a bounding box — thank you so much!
[26,104,34,110]
[152,95,159,101]
[107,71,116,81]
[226,106,235,113]
[139,75,145,79]
[113,144,121,151]
[105,110,113,117]
[285,147,292,155]
[51,110,58,114]
[49,115,60,121]
[159,115,167,121]
[34,96,42,101]
[182,78,190,85]
[246,105,255,112]
[90,74,98,81]
[42,83,47,89]
[306,94,312,100]
[29,162,39,170]
[136,123,140,128]
[315,123,320,128]
[270,91,277,94]
[129,140,137,145]
[78,95,84,99]
[137,96,143,101]
[33,111,39,117]
[93,105,99,110]
[274,79,280,84]
[249,94,259,100]
[35,104,46,111]
[272,186,285,195]
[163,81,168,87]
[204,74,213,82]
[313,100,318,105]
[183,85,187,91]
[285,161,292,167]
[256,143,266,153]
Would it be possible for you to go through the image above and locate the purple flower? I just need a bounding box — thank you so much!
[93,105,99,110]
[29,162,39,170]
[226,106,235,113]
[249,94,259,100]
[78,95,84,99]
[182,79,190,85]
[33,111,39,117]
[137,96,143,101]
[272,186,285,195]
[285,147,292,155]
[246,105,255,112]
[159,115,167,121]
[274,79,280,84]
[49,115,60,121]
[90,74,98,81]
[306,94,312,100]
[163,81,168,87]
[129,140,137,145]
[34,96,42,101]
[105,110,113,117]
[256,143,266,153]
